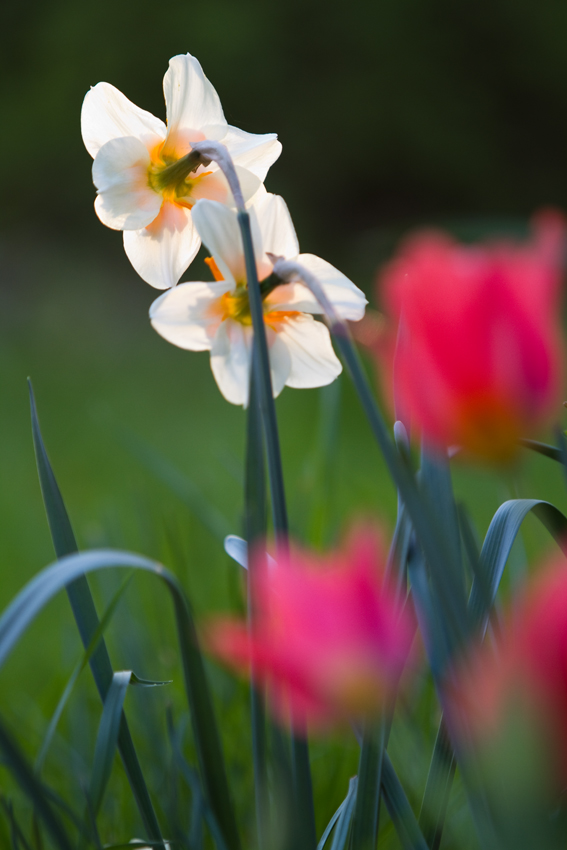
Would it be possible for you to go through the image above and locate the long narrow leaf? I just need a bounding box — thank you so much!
[89,670,132,817]
[35,576,131,773]
[330,777,358,850]
[470,499,567,631]
[28,381,162,842]
[382,754,428,850]
[0,716,73,850]
[418,720,455,850]
[419,448,467,642]
[0,549,240,850]
[351,725,384,850]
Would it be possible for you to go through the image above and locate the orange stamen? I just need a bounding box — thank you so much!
[205,257,225,281]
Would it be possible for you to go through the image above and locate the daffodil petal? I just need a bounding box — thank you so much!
[275,315,342,388]
[254,192,300,260]
[210,320,252,406]
[81,82,166,159]
[192,200,259,285]
[189,166,261,207]
[150,281,232,350]
[268,330,292,396]
[92,137,162,231]
[221,125,282,181]
[162,54,226,158]
[295,254,368,321]
[123,202,201,289]
[265,282,321,313]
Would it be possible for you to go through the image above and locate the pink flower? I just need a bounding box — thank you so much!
[449,553,567,787]
[378,213,566,461]
[207,527,414,729]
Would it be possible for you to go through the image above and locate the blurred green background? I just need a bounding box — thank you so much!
[2,0,567,845]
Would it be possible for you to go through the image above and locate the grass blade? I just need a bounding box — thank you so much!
[351,726,384,850]
[382,754,428,850]
[519,438,563,462]
[329,777,358,850]
[0,549,240,850]
[28,380,163,842]
[470,499,567,632]
[0,716,73,850]
[35,576,131,774]
[418,720,455,850]
[419,448,467,640]
[89,670,132,817]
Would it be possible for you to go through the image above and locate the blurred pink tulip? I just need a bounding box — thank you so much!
[449,552,567,786]
[377,212,566,461]
[207,527,414,729]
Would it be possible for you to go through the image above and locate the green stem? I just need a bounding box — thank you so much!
[245,356,270,849]
[237,212,316,850]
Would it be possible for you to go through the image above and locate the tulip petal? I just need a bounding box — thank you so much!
[274,316,342,388]
[81,82,166,159]
[150,281,232,350]
[222,125,282,181]
[92,137,162,231]
[163,54,226,158]
[210,321,252,406]
[123,202,201,289]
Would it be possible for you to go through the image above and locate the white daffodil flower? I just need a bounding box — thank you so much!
[149,191,367,406]
[81,53,281,290]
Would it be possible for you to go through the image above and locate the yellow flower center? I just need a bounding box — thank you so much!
[147,141,212,209]
[204,257,301,328]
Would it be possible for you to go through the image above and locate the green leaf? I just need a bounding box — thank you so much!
[519,438,563,462]
[470,499,567,632]
[28,380,163,842]
[316,791,349,850]
[129,673,172,687]
[351,726,384,850]
[382,753,428,850]
[0,716,73,850]
[167,712,228,850]
[419,448,467,646]
[35,576,131,774]
[0,549,240,850]
[329,777,358,850]
[0,797,33,850]
[89,671,132,817]
[418,720,455,850]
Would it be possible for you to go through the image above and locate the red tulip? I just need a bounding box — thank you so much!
[207,526,414,729]
[449,552,567,786]
[378,213,565,461]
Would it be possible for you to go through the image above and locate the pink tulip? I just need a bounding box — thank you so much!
[207,527,414,729]
[377,212,565,461]
[449,552,567,786]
